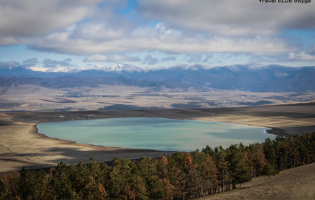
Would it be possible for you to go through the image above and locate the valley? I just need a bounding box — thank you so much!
[1,102,315,175]
[1,84,315,112]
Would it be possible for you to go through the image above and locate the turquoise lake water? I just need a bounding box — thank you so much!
[37,117,276,152]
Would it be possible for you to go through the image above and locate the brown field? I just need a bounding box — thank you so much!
[1,84,315,112]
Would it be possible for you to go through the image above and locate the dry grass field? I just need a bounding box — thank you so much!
[198,163,315,200]
[1,84,315,111]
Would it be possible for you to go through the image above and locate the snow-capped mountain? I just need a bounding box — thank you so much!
[89,64,142,71]
[29,64,143,73]
[1,64,315,92]
[45,66,81,73]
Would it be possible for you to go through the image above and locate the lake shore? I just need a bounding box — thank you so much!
[1,102,315,175]
[36,117,274,152]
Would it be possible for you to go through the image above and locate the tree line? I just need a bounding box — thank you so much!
[0,132,314,200]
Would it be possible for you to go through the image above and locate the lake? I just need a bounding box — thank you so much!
[37,117,276,152]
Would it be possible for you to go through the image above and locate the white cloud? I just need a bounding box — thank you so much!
[143,55,159,65]
[1,0,312,66]
[161,56,176,62]
[0,37,19,45]
[83,55,140,62]
[0,61,20,68]
[289,51,315,61]
[138,0,315,36]
[30,23,289,55]
[0,0,103,38]
[186,54,203,63]
[42,58,73,68]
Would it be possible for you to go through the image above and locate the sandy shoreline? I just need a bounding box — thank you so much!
[1,102,315,175]
[0,121,175,176]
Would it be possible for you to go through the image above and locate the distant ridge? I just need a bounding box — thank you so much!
[0,64,314,92]
[45,66,81,73]
[89,64,142,71]
[30,64,142,73]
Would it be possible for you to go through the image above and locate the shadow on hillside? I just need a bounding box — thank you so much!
[0,146,175,176]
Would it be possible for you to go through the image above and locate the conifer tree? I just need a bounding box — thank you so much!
[227,145,251,188]
[263,162,279,184]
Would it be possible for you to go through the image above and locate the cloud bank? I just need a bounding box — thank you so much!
[0,0,314,67]
[84,55,140,62]
[138,0,315,36]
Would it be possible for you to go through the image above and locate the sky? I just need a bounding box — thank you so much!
[0,0,315,70]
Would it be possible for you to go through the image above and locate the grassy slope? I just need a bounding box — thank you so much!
[198,163,315,200]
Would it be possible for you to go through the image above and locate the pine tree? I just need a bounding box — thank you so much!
[227,145,251,189]
[263,162,279,184]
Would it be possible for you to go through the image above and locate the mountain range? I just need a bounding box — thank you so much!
[0,64,314,92]
[35,64,142,73]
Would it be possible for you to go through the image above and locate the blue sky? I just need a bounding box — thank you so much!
[0,0,314,70]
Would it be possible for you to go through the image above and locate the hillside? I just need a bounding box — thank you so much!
[198,162,315,200]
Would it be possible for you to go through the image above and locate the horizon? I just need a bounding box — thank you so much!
[0,0,315,71]
[4,63,315,73]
